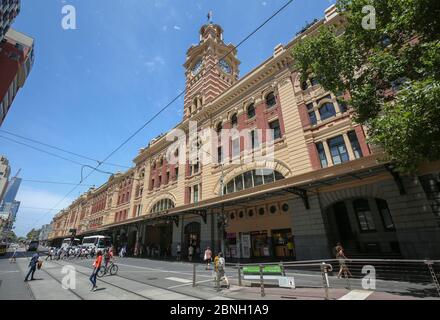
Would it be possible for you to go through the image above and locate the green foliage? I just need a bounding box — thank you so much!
[26,228,40,240]
[292,0,440,172]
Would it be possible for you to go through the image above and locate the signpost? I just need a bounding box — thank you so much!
[243,265,283,280]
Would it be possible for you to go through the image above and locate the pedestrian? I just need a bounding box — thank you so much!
[335,243,352,279]
[24,252,40,282]
[176,243,181,261]
[204,247,212,270]
[10,247,17,263]
[216,252,230,289]
[188,245,194,262]
[45,247,52,261]
[287,238,295,257]
[89,251,103,291]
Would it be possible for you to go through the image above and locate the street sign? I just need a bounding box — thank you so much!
[243,265,282,274]
[279,276,295,289]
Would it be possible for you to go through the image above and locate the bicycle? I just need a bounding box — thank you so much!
[97,261,118,277]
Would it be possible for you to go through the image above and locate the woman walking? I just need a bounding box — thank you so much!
[204,247,212,270]
[217,252,230,289]
[335,243,352,279]
[89,251,103,291]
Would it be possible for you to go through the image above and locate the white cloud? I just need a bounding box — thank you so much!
[173,25,181,31]
[13,186,74,237]
[143,56,166,72]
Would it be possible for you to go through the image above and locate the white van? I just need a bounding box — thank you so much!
[61,238,80,249]
[81,235,112,251]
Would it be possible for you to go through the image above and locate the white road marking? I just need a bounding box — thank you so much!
[115,262,214,278]
[167,279,213,289]
[165,277,192,284]
[338,290,373,300]
[0,270,20,274]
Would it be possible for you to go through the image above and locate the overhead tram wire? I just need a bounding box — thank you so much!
[30,0,296,227]
[22,179,95,187]
[0,134,118,177]
[0,129,131,169]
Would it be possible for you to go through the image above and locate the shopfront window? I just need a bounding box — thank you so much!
[251,231,270,257]
[272,229,294,258]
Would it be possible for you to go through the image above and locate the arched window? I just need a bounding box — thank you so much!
[247,103,255,119]
[150,198,175,214]
[266,92,277,108]
[231,113,238,128]
[222,169,285,195]
[319,102,336,121]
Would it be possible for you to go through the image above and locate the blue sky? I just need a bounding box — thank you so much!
[1,0,334,237]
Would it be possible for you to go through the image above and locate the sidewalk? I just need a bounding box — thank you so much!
[0,256,33,300]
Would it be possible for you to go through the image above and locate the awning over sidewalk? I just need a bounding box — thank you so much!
[77,155,400,233]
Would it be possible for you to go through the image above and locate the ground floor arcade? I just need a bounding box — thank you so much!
[50,159,440,261]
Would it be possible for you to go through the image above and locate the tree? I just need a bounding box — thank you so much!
[26,228,40,241]
[292,0,440,172]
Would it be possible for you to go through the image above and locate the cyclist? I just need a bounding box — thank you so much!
[104,248,114,269]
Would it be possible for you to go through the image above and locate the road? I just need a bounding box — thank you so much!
[0,248,439,300]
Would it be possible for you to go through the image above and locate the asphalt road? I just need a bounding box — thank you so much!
[1,248,439,300]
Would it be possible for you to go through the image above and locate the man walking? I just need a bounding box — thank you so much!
[24,252,40,282]
[10,247,18,263]
[188,245,194,262]
[176,243,181,261]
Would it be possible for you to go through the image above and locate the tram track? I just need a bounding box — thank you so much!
[50,259,207,300]
[49,259,152,300]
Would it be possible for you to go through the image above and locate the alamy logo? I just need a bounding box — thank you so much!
[361,265,376,290]
[362,5,376,30]
[62,5,77,30]
[61,265,76,290]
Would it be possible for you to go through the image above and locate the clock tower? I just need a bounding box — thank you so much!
[183,22,240,120]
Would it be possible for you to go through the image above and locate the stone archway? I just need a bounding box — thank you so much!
[325,196,400,256]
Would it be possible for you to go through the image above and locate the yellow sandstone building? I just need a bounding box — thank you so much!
[48,5,440,261]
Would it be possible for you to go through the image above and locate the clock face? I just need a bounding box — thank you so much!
[219,59,232,74]
[192,59,202,75]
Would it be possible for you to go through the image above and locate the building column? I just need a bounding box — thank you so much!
[322,140,333,166]
[342,133,356,160]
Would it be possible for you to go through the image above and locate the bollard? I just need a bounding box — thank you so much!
[192,263,196,287]
[259,264,266,297]
[321,262,330,300]
[216,270,221,292]
[238,263,242,287]
[344,272,351,290]
[280,261,286,276]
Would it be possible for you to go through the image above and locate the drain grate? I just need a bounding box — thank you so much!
[147,278,158,280]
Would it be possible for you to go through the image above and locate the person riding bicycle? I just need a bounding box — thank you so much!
[104,248,114,268]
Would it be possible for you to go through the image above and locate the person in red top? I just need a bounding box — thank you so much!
[89,250,103,291]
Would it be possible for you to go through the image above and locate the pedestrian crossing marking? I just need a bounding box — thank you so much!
[338,290,373,300]
[166,277,192,283]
